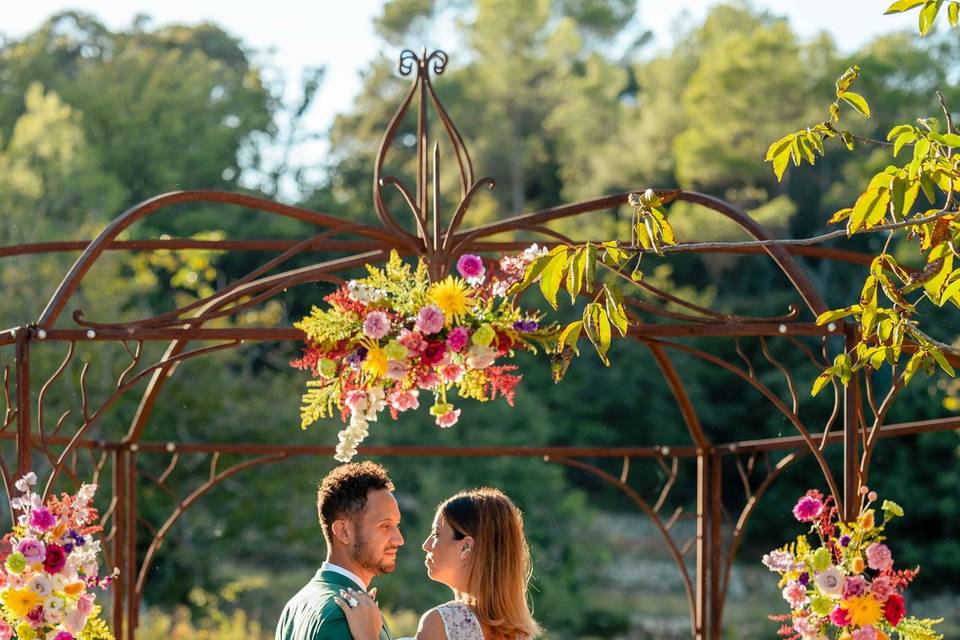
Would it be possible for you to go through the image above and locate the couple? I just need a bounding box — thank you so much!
[275,462,541,640]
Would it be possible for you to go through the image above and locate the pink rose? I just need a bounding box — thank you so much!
[436,408,461,428]
[362,311,391,339]
[456,254,485,284]
[416,305,445,334]
[465,345,497,369]
[17,539,45,563]
[446,327,470,352]
[782,580,809,608]
[793,494,823,522]
[385,360,409,380]
[866,543,893,572]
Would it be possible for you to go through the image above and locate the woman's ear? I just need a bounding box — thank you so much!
[459,535,475,560]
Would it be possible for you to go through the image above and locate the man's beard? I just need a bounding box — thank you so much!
[352,528,397,575]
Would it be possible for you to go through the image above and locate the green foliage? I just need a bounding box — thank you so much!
[885,0,960,35]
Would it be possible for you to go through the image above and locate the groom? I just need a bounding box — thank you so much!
[276,461,404,640]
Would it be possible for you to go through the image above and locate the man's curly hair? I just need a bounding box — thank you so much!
[317,461,394,544]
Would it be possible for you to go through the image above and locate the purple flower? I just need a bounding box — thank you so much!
[29,507,56,531]
[798,572,810,586]
[67,530,85,547]
[345,347,368,368]
[17,539,45,563]
[446,327,470,352]
[362,311,391,339]
[839,535,851,547]
[792,495,823,522]
[456,254,485,284]
[416,305,445,334]
[512,319,539,332]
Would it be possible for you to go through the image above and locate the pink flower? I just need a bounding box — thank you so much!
[64,607,87,634]
[387,389,420,412]
[456,254,485,284]
[0,620,12,640]
[344,390,370,413]
[865,543,893,572]
[362,311,391,339]
[43,544,67,574]
[446,327,470,352]
[793,495,823,522]
[53,632,75,640]
[869,575,894,600]
[465,345,497,369]
[385,360,409,380]
[417,370,441,390]
[440,363,465,383]
[829,606,852,627]
[76,594,94,617]
[416,305,445,334]
[17,539,45,563]
[851,626,877,640]
[30,507,56,531]
[762,550,796,572]
[843,575,866,598]
[398,329,428,353]
[436,408,461,428]
[782,580,809,608]
[793,615,815,636]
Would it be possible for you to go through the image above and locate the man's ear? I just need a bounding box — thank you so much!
[331,519,353,546]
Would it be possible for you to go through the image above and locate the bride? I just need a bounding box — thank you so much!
[335,487,541,640]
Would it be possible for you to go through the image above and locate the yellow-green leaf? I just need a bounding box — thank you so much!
[811,369,835,396]
[828,207,853,224]
[584,242,597,292]
[558,320,583,351]
[884,0,925,12]
[848,186,891,234]
[949,1,959,25]
[566,248,586,304]
[930,348,956,376]
[766,133,795,181]
[893,131,916,157]
[603,284,629,336]
[839,91,871,118]
[539,249,569,309]
[904,351,925,383]
[919,0,944,35]
[815,305,862,325]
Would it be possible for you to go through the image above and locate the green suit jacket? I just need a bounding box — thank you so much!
[275,569,392,640]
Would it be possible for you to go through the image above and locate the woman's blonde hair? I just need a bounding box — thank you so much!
[439,488,541,639]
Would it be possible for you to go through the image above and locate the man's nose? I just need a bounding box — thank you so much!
[394,528,404,547]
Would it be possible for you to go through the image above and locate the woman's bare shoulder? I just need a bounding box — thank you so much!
[415,608,448,640]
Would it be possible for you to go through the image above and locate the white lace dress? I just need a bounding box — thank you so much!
[433,601,484,640]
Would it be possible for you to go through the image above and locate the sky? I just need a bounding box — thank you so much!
[3,1,921,195]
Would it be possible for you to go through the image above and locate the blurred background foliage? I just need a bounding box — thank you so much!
[1,1,958,637]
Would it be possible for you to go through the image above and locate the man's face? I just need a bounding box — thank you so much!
[350,488,404,575]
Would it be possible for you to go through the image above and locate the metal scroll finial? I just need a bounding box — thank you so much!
[374,49,494,280]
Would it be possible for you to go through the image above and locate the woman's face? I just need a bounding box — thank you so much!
[422,510,470,590]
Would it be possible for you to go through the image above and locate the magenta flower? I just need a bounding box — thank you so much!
[843,575,866,598]
[792,495,823,522]
[866,542,893,572]
[362,311,391,339]
[17,539,45,563]
[456,254,485,284]
[830,605,852,627]
[435,408,461,428]
[416,305,445,334]
[446,327,470,352]
[53,632,75,640]
[26,605,44,625]
[29,507,56,531]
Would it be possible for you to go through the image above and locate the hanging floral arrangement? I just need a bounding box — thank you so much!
[764,488,942,640]
[0,473,116,640]
[292,247,556,462]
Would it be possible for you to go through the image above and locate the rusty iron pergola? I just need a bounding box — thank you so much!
[1,49,958,640]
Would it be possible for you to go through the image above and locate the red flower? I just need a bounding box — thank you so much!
[884,593,905,626]
[421,341,447,366]
[43,544,67,574]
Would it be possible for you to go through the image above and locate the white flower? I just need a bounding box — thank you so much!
[814,567,846,598]
[15,472,37,492]
[28,574,53,597]
[762,549,796,572]
[465,345,497,369]
[77,484,97,503]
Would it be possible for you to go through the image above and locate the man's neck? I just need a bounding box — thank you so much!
[325,552,374,588]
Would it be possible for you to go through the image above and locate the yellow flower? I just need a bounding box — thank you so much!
[63,580,86,597]
[429,277,474,324]
[363,346,389,378]
[2,587,44,617]
[850,556,865,574]
[844,594,883,627]
[858,509,875,530]
[16,621,37,640]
